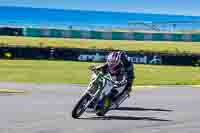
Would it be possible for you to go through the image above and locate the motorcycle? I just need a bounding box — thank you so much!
[71,68,128,119]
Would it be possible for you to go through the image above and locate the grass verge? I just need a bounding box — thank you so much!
[0,36,200,54]
[0,60,199,85]
[0,89,26,93]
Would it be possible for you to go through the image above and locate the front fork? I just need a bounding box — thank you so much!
[85,80,104,110]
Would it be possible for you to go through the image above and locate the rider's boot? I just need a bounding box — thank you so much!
[104,96,111,108]
[95,96,111,116]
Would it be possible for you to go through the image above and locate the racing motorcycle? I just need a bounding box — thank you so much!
[72,68,128,119]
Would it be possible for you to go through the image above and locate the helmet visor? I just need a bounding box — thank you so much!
[108,61,121,74]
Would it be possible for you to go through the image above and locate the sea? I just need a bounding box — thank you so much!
[1,6,200,31]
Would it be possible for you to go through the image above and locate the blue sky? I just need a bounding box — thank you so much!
[0,0,200,16]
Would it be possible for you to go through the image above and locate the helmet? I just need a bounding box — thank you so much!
[106,51,122,74]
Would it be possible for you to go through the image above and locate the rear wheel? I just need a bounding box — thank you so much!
[72,94,91,119]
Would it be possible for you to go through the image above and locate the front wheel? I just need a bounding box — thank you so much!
[72,94,91,119]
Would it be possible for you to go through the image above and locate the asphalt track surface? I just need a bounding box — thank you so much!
[0,82,200,133]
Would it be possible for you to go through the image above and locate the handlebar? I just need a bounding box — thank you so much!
[90,68,127,86]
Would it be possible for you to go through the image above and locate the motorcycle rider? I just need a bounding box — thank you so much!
[89,50,135,108]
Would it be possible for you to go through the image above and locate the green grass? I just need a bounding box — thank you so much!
[0,60,199,85]
[0,36,200,54]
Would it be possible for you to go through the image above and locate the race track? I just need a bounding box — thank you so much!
[0,82,200,133]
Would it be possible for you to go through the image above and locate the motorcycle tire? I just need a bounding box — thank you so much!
[72,94,91,119]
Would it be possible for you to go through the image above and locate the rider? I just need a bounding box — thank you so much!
[90,50,135,101]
